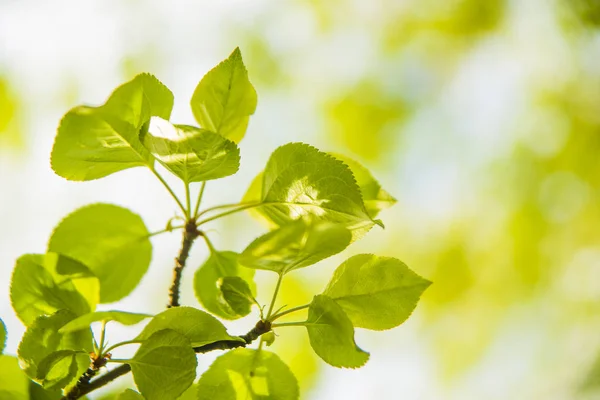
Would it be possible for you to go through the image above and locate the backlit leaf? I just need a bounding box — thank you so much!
[115,389,145,400]
[48,203,152,303]
[304,295,369,368]
[196,348,299,400]
[219,276,255,316]
[59,310,152,333]
[323,254,431,330]
[191,47,257,143]
[130,330,196,400]
[136,307,244,347]
[0,319,5,355]
[36,350,89,391]
[330,154,396,219]
[17,310,92,387]
[0,355,29,400]
[247,143,378,240]
[51,73,173,180]
[194,251,256,320]
[142,118,240,183]
[239,218,351,274]
[10,253,97,326]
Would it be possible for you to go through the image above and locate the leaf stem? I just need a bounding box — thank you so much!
[196,202,262,226]
[271,321,307,328]
[150,168,188,217]
[265,273,284,320]
[148,225,185,237]
[102,340,142,355]
[193,181,207,219]
[269,304,310,322]
[98,321,107,355]
[185,182,192,218]
[195,201,256,220]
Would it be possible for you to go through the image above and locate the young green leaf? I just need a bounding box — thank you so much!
[59,310,152,333]
[35,350,89,391]
[142,118,240,183]
[0,318,6,355]
[47,203,152,303]
[28,380,63,400]
[191,47,257,143]
[304,295,369,369]
[194,251,256,320]
[218,276,255,316]
[17,310,93,387]
[330,154,396,219]
[323,254,431,330]
[196,348,299,400]
[239,218,352,274]
[10,253,96,326]
[246,143,379,240]
[129,329,197,400]
[136,306,244,347]
[0,355,29,400]
[114,389,145,400]
[51,73,173,180]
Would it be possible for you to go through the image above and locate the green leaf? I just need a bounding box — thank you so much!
[247,143,378,240]
[115,389,145,400]
[59,311,152,333]
[129,329,196,400]
[28,380,63,400]
[196,348,299,400]
[142,117,240,183]
[0,319,5,355]
[219,276,255,316]
[194,251,256,320]
[0,355,29,400]
[239,217,352,274]
[136,306,244,347]
[10,253,97,326]
[330,154,396,218]
[323,254,431,330]
[51,73,173,180]
[47,203,152,303]
[305,295,369,368]
[17,310,93,387]
[191,47,257,143]
[36,350,89,391]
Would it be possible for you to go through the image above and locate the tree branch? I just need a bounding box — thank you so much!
[167,219,200,308]
[62,320,272,399]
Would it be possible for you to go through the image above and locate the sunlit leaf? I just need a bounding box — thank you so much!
[59,310,152,333]
[28,380,63,400]
[219,276,255,316]
[51,73,173,180]
[136,306,244,347]
[191,47,257,143]
[323,254,431,330]
[196,348,299,400]
[304,295,369,369]
[35,350,89,391]
[330,154,396,218]
[239,218,351,274]
[0,355,29,400]
[17,310,92,388]
[194,251,256,320]
[142,118,240,183]
[129,329,196,400]
[115,389,145,400]
[10,253,97,326]
[48,203,152,303]
[247,143,379,240]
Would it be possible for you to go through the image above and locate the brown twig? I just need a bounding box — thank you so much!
[167,219,200,308]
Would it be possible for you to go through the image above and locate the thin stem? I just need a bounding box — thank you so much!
[265,273,284,320]
[150,168,187,217]
[102,340,142,355]
[167,220,200,308]
[196,203,262,226]
[269,304,310,322]
[98,321,107,355]
[195,201,255,220]
[185,182,192,218]
[148,225,185,237]
[271,321,307,328]
[192,182,207,219]
[199,232,216,253]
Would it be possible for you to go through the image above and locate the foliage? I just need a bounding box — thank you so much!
[1,47,430,399]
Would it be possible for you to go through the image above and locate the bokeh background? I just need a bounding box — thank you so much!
[1,0,600,399]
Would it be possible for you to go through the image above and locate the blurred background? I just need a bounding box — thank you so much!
[1,0,600,399]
